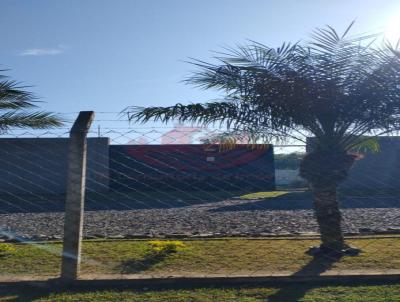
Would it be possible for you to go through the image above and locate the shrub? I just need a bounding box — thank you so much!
[148,240,186,255]
[0,243,16,257]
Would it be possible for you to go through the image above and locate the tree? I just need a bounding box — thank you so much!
[126,23,400,254]
[0,72,62,131]
[275,152,304,170]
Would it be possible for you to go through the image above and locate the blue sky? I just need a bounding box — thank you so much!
[2,0,400,120]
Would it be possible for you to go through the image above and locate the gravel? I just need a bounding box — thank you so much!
[1,195,400,240]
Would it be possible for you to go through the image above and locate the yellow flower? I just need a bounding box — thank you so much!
[0,243,16,256]
[148,240,186,254]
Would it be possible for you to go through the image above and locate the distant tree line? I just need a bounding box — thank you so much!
[274,152,304,170]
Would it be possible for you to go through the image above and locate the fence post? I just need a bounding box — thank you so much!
[61,111,94,281]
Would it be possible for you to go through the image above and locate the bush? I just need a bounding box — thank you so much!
[0,243,16,257]
[148,240,186,255]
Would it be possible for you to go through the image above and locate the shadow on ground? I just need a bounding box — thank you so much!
[0,190,245,213]
[210,192,400,212]
[2,189,400,214]
[0,254,395,302]
[117,252,167,274]
[267,253,343,301]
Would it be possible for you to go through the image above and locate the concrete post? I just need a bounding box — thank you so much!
[61,111,94,281]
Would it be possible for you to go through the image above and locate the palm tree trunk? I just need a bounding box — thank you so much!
[299,150,359,254]
[312,184,345,251]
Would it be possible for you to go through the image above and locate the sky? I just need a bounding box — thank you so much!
[2,0,400,124]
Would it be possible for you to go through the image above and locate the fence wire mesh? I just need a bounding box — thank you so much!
[1,112,400,280]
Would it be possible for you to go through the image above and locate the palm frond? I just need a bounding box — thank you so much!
[0,72,63,132]
[127,22,400,152]
[0,80,37,109]
[0,111,63,131]
[125,101,264,129]
[200,129,270,151]
[350,136,380,153]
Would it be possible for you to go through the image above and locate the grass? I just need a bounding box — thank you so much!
[2,237,400,301]
[239,191,290,199]
[1,237,400,277]
[2,283,400,301]
[239,189,400,200]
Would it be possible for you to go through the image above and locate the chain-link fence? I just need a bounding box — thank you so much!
[1,112,400,281]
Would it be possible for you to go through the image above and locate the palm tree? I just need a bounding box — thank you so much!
[0,72,62,131]
[126,23,400,254]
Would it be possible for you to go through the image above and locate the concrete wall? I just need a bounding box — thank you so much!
[0,138,276,194]
[0,138,109,194]
[3,135,398,194]
[306,137,400,189]
[342,137,400,189]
